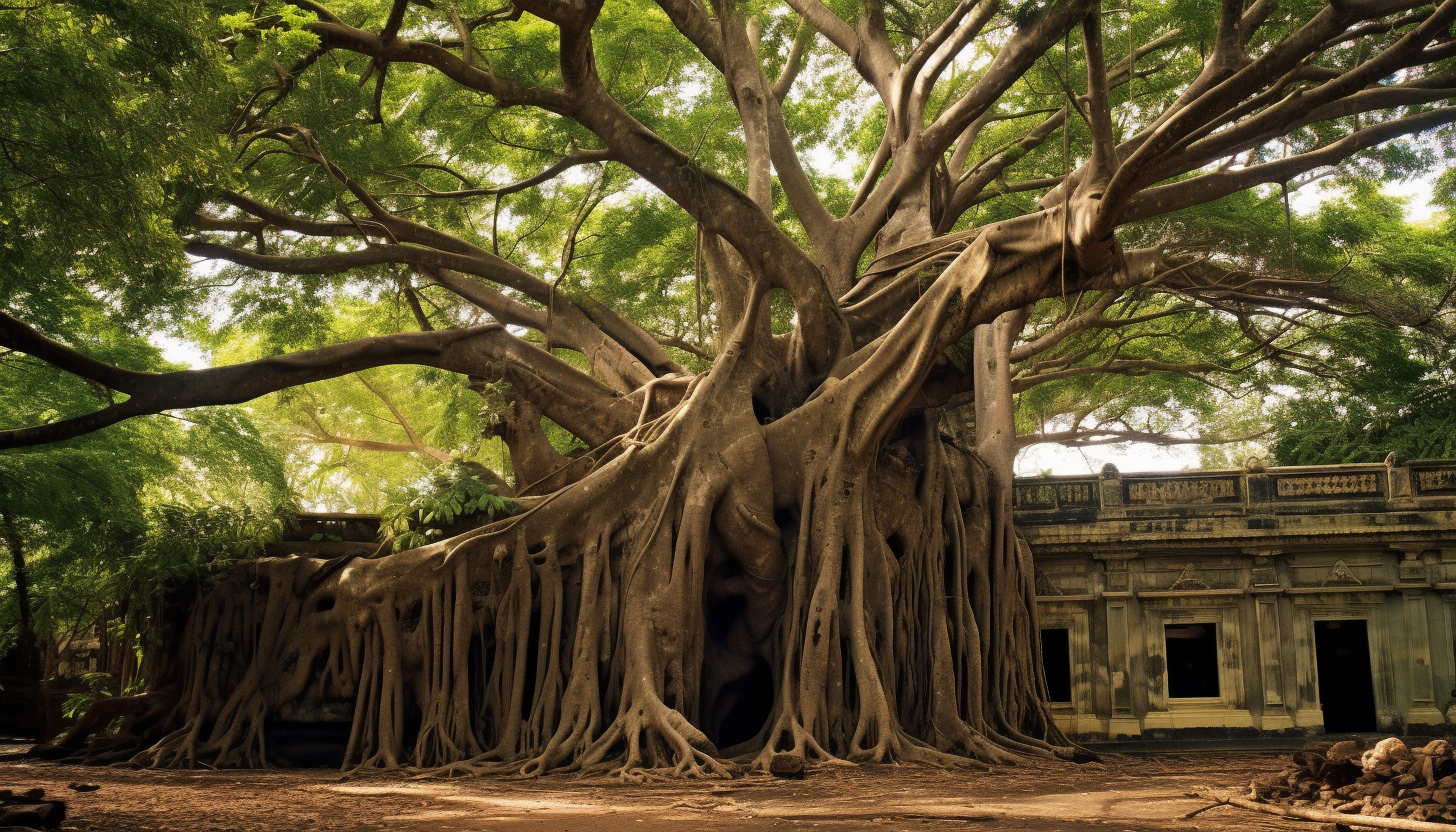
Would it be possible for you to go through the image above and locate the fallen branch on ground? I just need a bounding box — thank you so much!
[1195,792,1456,831]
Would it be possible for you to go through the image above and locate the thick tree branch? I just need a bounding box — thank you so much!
[422,267,546,331]
[784,0,855,51]
[1239,0,1280,46]
[786,0,896,99]
[648,0,834,253]
[0,314,632,449]
[555,10,851,372]
[308,16,571,110]
[1174,74,1456,175]
[198,168,683,388]
[1154,7,1456,184]
[652,0,724,68]
[849,0,1095,257]
[715,2,776,214]
[0,315,153,394]
[301,5,848,373]
[938,111,1067,233]
[1079,11,1118,191]
[771,21,812,100]
[1098,0,1448,223]
[1119,105,1456,223]
[905,0,994,125]
[917,0,1097,158]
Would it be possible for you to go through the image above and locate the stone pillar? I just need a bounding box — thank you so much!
[1106,599,1140,737]
[1256,595,1294,730]
[1291,603,1324,729]
[1246,467,1272,515]
[1403,590,1445,727]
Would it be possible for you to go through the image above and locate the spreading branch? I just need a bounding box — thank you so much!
[0,314,633,449]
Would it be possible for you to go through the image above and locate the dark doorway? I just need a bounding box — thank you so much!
[1165,623,1220,698]
[1314,619,1377,732]
[1041,628,1072,703]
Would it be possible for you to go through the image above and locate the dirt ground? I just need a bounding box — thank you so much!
[0,748,1325,832]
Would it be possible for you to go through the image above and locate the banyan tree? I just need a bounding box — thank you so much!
[4,0,1456,778]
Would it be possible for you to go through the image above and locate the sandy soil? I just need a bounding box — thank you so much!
[0,751,1315,832]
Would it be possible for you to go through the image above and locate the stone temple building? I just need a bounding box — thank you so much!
[1019,458,1456,741]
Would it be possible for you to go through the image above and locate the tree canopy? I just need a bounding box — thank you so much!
[1012,184,1456,464]
[4,0,1456,776]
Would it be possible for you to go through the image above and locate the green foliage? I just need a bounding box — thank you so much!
[1272,392,1456,466]
[0,0,237,339]
[0,318,293,673]
[381,461,516,551]
[1269,317,1456,465]
[61,670,141,722]
[1015,183,1456,463]
[0,0,295,681]
[1261,190,1456,465]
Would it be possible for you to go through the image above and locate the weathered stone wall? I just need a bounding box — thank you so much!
[1017,459,1456,741]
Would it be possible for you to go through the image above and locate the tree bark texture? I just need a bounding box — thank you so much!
[9,0,1452,779]
[102,212,1082,777]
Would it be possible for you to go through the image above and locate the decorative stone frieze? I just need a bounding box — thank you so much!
[1014,481,1098,510]
[1274,473,1382,499]
[1014,483,1057,510]
[1125,477,1239,505]
[1415,466,1456,495]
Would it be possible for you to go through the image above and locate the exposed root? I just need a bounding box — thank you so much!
[91,215,1083,777]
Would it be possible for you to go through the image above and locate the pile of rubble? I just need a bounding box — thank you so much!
[1251,737,1456,824]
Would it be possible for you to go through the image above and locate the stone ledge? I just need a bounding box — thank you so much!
[1137,588,1245,599]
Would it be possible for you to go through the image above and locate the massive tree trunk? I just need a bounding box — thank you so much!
[100,211,1082,777]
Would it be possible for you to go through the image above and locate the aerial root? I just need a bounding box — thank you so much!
[100,372,1072,777]
[584,695,738,782]
[903,739,993,770]
[410,757,533,779]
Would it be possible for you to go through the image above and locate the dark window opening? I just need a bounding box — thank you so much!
[1040,628,1072,703]
[1165,622,1220,698]
[1314,619,1377,732]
